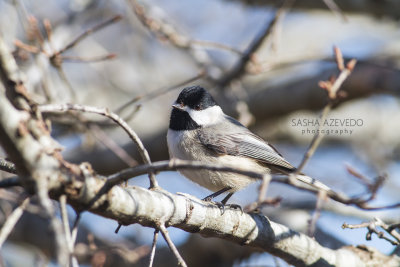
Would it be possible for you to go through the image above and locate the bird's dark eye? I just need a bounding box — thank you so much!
[195,104,201,110]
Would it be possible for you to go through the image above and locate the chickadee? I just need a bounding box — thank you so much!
[167,86,324,207]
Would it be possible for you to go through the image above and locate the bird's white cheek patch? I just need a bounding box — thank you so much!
[186,106,223,126]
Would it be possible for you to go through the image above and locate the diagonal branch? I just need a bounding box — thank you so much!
[56,177,400,266]
[58,15,122,54]
[159,224,187,267]
[218,0,294,87]
[0,158,17,174]
[148,229,159,267]
[0,197,30,249]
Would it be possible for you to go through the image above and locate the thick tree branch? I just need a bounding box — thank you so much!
[61,177,400,267]
[239,0,400,19]
[247,60,400,121]
[0,35,69,265]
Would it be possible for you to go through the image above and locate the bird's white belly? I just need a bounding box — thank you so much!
[167,129,265,192]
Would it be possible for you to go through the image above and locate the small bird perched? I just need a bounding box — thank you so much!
[167,86,325,208]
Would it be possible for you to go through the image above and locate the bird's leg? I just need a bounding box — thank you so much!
[221,192,234,205]
[203,189,243,215]
[221,193,243,214]
[202,187,231,202]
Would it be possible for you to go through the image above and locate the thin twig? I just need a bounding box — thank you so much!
[29,15,45,46]
[0,197,30,248]
[129,0,190,49]
[159,224,187,267]
[38,103,158,188]
[14,39,40,53]
[342,222,372,229]
[244,173,273,212]
[70,214,80,247]
[148,229,159,267]
[296,104,331,172]
[296,47,356,173]
[307,190,327,237]
[55,66,77,100]
[191,40,242,55]
[345,164,386,201]
[322,0,348,22]
[343,218,400,245]
[128,0,215,69]
[345,164,370,186]
[43,19,55,51]
[72,212,81,236]
[58,15,122,54]
[89,124,138,167]
[0,158,17,174]
[13,0,30,35]
[115,71,206,115]
[36,178,69,265]
[61,54,116,63]
[60,195,79,267]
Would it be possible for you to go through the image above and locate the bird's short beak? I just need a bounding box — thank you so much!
[172,103,184,110]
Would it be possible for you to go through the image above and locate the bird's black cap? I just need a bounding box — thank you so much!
[176,86,217,110]
[169,86,216,131]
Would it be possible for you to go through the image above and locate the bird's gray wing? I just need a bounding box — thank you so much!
[197,117,295,172]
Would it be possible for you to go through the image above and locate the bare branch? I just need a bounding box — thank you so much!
[159,224,187,267]
[0,197,30,248]
[296,47,357,172]
[322,0,348,22]
[244,173,273,212]
[148,229,159,267]
[127,0,213,69]
[89,124,138,167]
[54,65,77,100]
[61,54,117,63]
[218,0,294,87]
[37,175,70,266]
[60,195,79,267]
[296,104,331,172]
[343,218,400,246]
[308,190,327,237]
[0,158,17,174]
[58,15,122,54]
[191,40,243,55]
